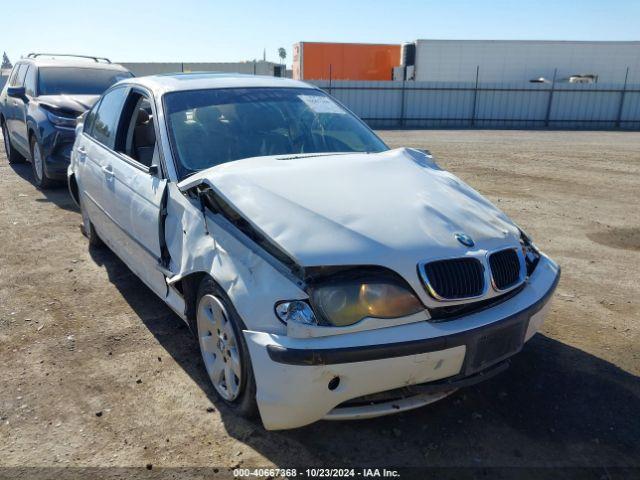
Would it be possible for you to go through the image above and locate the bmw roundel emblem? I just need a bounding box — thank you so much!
[455,232,475,247]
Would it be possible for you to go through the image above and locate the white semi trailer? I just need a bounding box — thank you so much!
[396,40,640,84]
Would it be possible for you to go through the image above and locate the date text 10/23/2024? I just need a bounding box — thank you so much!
[233,468,401,478]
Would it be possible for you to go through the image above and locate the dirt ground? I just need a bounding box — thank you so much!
[1,129,639,478]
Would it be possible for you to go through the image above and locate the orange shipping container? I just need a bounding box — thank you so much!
[293,42,400,81]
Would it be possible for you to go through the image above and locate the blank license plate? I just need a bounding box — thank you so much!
[468,320,526,372]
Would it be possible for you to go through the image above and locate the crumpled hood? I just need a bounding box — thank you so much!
[37,94,100,115]
[179,148,521,272]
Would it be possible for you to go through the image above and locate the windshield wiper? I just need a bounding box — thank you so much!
[275,152,354,161]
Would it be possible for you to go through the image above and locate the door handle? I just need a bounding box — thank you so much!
[101,165,114,178]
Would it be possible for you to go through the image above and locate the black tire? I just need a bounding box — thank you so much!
[2,122,25,164]
[30,135,57,189]
[80,194,104,248]
[196,277,258,418]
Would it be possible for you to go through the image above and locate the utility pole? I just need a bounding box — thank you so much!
[616,67,630,128]
[544,68,557,128]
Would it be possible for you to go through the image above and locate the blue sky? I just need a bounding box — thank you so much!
[3,0,639,66]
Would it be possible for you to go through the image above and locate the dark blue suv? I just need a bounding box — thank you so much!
[0,53,132,188]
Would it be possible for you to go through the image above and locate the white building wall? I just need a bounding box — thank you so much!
[413,40,640,84]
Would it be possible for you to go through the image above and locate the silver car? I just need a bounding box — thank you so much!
[68,73,560,430]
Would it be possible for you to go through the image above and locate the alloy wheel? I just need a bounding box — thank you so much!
[197,294,242,401]
[32,142,44,182]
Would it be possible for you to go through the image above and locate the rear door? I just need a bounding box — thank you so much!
[76,86,129,242]
[93,87,168,297]
[13,64,35,150]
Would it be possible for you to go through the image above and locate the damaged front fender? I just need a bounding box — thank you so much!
[164,182,307,334]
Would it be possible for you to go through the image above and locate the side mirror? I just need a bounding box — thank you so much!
[148,164,159,176]
[8,86,26,100]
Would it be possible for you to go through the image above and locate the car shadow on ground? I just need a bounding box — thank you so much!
[8,162,79,212]
[88,244,640,470]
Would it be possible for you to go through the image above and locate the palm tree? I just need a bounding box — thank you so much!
[278,48,286,66]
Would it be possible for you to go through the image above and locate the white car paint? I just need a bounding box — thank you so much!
[68,73,560,430]
[177,147,522,310]
[245,255,558,429]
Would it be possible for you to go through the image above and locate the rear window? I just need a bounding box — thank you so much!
[38,67,132,96]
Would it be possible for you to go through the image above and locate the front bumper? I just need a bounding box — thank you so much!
[244,254,560,430]
[42,127,75,180]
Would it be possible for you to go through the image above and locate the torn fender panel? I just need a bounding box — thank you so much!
[164,183,307,333]
[199,187,304,280]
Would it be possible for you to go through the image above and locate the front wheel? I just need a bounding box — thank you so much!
[2,123,25,164]
[196,278,258,417]
[30,136,57,189]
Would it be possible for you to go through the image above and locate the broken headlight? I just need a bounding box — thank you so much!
[519,229,541,276]
[308,277,424,327]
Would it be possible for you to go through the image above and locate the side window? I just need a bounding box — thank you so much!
[90,88,128,149]
[24,66,37,96]
[84,100,101,135]
[7,66,19,86]
[16,64,28,86]
[118,92,157,168]
[10,64,27,86]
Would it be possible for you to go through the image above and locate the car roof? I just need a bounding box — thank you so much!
[115,72,317,95]
[17,57,129,72]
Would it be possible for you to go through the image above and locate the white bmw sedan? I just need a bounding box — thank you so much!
[68,73,560,430]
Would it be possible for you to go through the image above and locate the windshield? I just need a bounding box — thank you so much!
[38,67,132,96]
[164,87,388,178]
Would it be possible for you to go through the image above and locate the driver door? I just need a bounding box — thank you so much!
[96,88,168,297]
